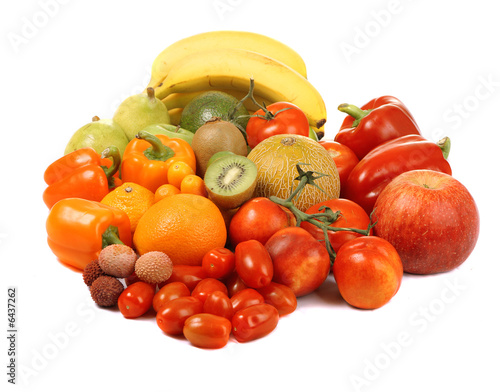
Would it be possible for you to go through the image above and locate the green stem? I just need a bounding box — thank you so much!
[136,131,175,161]
[338,103,372,127]
[101,225,124,248]
[437,136,451,160]
[100,146,121,186]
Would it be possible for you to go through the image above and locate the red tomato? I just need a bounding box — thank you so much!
[191,278,228,304]
[153,282,191,312]
[201,248,235,280]
[156,296,203,335]
[234,240,274,288]
[117,282,155,319]
[230,288,264,314]
[161,265,206,291]
[229,197,296,247]
[203,291,234,320]
[265,227,330,297]
[300,198,372,254]
[257,282,297,316]
[318,140,359,191]
[183,313,232,349]
[225,271,248,297]
[332,236,403,309]
[232,303,279,343]
[246,102,309,149]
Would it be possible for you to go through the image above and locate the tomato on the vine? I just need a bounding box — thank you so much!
[118,282,155,319]
[246,102,309,148]
[318,140,359,191]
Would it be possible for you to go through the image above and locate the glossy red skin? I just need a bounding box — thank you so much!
[160,265,206,292]
[235,240,274,288]
[265,227,331,297]
[203,291,234,320]
[118,282,155,319]
[256,282,297,316]
[301,198,372,254]
[153,282,191,312]
[342,134,453,215]
[318,140,359,192]
[246,102,310,149]
[191,278,229,304]
[183,313,232,349]
[373,169,480,274]
[332,236,403,310]
[156,296,203,335]
[232,303,280,343]
[335,95,421,159]
[230,288,265,314]
[229,197,296,248]
[201,248,235,280]
[224,271,248,297]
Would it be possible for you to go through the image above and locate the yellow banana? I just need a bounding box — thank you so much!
[154,48,327,130]
[147,30,307,90]
[168,108,183,126]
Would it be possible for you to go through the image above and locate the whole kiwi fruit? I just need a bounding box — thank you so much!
[191,117,248,178]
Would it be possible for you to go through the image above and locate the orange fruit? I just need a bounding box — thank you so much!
[101,182,155,233]
[167,161,195,189]
[133,193,227,266]
[154,183,181,203]
[180,174,208,197]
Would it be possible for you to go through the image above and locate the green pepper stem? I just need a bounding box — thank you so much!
[338,103,372,127]
[437,136,451,160]
[136,131,175,161]
[101,226,124,248]
[101,146,121,184]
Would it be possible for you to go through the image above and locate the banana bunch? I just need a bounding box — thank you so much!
[145,31,327,134]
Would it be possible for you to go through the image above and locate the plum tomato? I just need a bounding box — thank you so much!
[191,278,228,304]
[156,296,203,335]
[183,313,232,349]
[265,227,330,297]
[235,240,273,288]
[153,282,191,312]
[201,247,235,280]
[225,271,248,297]
[230,288,264,314]
[318,140,359,191]
[246,102,310,149]
[332,236,403,309]
[229,197,296,247]
[118,282,155,319]
[203,291,234,320]
[160,265,206,291]
[232,303,280,343]
[257,282,297,316]
[300,198,373,254]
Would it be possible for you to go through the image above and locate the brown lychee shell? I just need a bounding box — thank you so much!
[135,251,173,284]
[83,259,107,286]
[90,276,124,307]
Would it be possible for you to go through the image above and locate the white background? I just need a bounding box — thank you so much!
[1,1,499,391]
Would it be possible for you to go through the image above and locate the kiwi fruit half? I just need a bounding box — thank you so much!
[204,155,257,210]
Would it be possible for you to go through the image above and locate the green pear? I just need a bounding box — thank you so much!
[141,124,194,145]
[113,87,170,141]
[64,116,129,157]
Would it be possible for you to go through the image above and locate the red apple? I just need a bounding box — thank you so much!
[373,169,479,274]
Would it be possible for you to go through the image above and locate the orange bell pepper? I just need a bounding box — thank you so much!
[121,131,196,193]
[43,146,121,209]
[46,198,132,271]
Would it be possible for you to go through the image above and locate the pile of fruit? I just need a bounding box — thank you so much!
[43,31,480,349]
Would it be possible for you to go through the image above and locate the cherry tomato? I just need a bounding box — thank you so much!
[153,282,191,312]
[332,236,403,309]
[201,247,235,280]
[235,240,273,288]
[246,102,310,149]
[156,296,203,335]
[183,313,232,349]
[230,288,264,314]
[232,303,280,343]
[203,291,234,320]
[318,140,359,191]
[160,265,206,291]
[265,227,330,297]
[229,197,296,247]
[257,282,297,316]
[225,271,248,297]
[300,198,373,254]
[191,278,228,304]
[118,282,155,319]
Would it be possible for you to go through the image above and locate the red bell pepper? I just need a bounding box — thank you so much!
[342,135,452,214]
[335,96,421,160]
[43,147,121,209]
